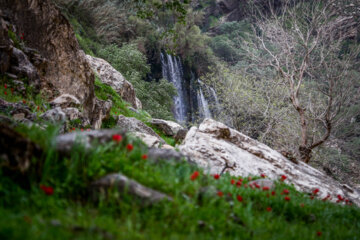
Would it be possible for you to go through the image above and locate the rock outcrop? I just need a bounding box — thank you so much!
[179,118,360,206]
[86,55,138,109]
[91,173,172,205]
[117,115,165,147]
[151,118,185,137]
[0,0,98,119]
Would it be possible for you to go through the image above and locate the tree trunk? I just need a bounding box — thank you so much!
[299,146,312,163]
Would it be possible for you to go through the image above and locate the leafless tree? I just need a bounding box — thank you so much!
[242,0,360,163]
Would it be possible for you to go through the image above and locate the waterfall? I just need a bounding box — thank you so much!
[161,53,187,123]
[197,79,212,119]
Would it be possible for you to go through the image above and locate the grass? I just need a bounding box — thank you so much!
[0,124,359,240]
[0,75,49,115]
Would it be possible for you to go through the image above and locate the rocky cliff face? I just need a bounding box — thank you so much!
[0,0,95,118]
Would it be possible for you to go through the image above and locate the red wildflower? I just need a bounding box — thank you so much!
[280,175,287,181]
[141,154,148,160]
[217,191,223,197]
[300,203,305,208]
[4,91,7,95]
[261,173,266,178]
[214,174,220,180]
[37,106,40,111]
[126,143,134,151]
[317,231,322,237]
[231,179,235,185]
[81,128,84,132]
[227,193,232,197]
[22,99,26,104]
[72,127,75,130]
[284,196,291,201]
[112,134,122,143]
[282,189,290,195]
[266,207,272,212]
[236,180,242,187]
[87,129,91,131]
[115,112,117,114]
[190,171,199,181]
[313,188,320,195]
[248,176,252,181]
[263,186,270,191]
[40,185,54,196]
[238,177,243,181]
[237,195,243,202]
[337,195,344,201]
[11,88,14,94]
[271,191,276,196]
[310,196,314,200]
[4,84,7,89]
[243,184,248,188]
[255,183,260,189]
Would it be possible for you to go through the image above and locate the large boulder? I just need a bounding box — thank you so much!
[117,115,165,146]
[151,118,185,137]
[179,118,360,206]
[0,0,96,118]
[86,55,138,109]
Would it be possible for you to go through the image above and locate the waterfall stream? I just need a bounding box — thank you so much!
[161,53,221,124]
[161,53,187,123]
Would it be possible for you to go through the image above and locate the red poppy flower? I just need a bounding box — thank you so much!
[237,195,243,202]
[72,127,75,130]
[217,191,223,197]
[282,189,289,195]
[87,129,91,131]
[11,88,14,93]
[238,177,243,181]
[40,185,54,196]
[310,196,314,200]
[236,180,242,187]
[4,84,7,89]
[261,173,266,178]
[280,175,287,181]
[243,184,248,188]
[115,112,117,114]
[263,186,270,191]
[141,154,148,160]
[190,171,199,181]
[37,106,40,111]
[22,99,26,104]
[317,231,322,237]
[4,91,7,95]
[126,143,134,151]
[313,188,320,195]
[112,134,122,143]
[300,203,305,208]
[81,128,84,132]
[271,191,276,196]
[337,195,344,201]
[266,207,272,212]
[230,179,235,185]
[213,174,220,180]
[284,196,291,201]
[255,183,260,189]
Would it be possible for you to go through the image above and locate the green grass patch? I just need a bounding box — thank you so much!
[1,124,359,239]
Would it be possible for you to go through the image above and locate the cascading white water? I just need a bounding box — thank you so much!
[197,79,212,118]
[161,53,187,123]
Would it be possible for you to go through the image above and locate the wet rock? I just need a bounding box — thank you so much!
[179,118,360,206]
[91,173,172,204]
